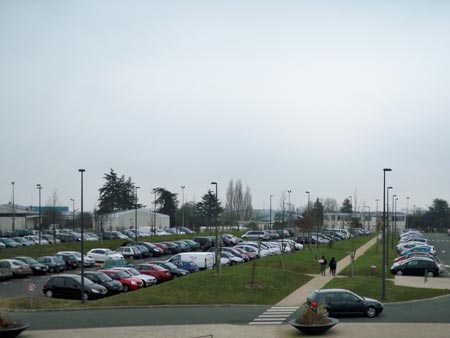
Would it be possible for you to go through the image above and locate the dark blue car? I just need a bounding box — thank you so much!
[170,260,200,273]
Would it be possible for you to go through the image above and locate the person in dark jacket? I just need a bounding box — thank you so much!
[329,257,337,276]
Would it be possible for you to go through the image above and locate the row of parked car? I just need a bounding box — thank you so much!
[389,229,443,277]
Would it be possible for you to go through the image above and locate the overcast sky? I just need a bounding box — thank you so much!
[2,1,450,214]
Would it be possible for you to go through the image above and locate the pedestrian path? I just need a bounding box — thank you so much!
[248,306,299,325]
[275,236,380,307]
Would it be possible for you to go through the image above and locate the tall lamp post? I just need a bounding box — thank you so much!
[269,195,273,230]
[386,187,393,259]
[391,194,397,249]
[287,190,292,229]
[305,191,311,248]
[37,184,42,244]
[364,206,370,232]
[134,186,140,242]
[153,189,157,233]
[78,169,86,303]
[181,185,186,229]
[406,197,410,229]
[11,182,15,232]
[70,198,75,230]
[382,168,392,301]
[211,182,220,273]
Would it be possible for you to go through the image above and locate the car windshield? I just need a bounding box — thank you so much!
[159,262,176,269]
[118,270,132,278]
[21,257,37,264]
[127,268,139,275]
[104,249,114,254]
[96,273,112,282]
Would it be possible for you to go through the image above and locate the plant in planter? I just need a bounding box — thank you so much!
[289,304,339,335]
[0,312,29,338]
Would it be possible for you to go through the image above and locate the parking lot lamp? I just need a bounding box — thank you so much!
[382,168,392,300]
[135,186,140,242]
[211,181,220,273]
[36,184,42,244]
[78,169,85,303]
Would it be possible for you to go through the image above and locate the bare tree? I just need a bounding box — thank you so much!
[323,198,338,212]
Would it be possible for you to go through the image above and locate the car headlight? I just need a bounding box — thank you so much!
[91,288,100,294]
[131,281,137,285]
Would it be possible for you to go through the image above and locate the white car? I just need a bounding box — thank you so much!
[57,251,96,267]
[221,251,244,265]
[23,235,49,245]
[87,248,124,262]
[112,267,157,287]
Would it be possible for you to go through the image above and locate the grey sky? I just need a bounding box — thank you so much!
[2,1,450,213]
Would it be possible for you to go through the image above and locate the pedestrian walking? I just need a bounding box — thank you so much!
[329,257,337,276]
[319,255,327,276]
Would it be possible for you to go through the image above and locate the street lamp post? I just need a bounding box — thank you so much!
[37,184,42,244]
[364,206,370,232]
[391,194,397,250]
[382,168,392,300]
[269,195,273,230]
[181,186,185,230]
[287,190,292,229]
[386,187,393,259]
[305,191,311,248]
[70,198,75,230]
[153,189,157,233]
[11,182,15,232]
[211,182,220,273]
[406,197,410,229]
[78,169,86,303]
[134,186,140,242]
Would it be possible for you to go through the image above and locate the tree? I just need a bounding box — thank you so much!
[426,198,450,231]
[153,188,178,227]
[97,169,141,214]
[312,198,324,229]
[195,190,223,228]
[223,179,253,227]
[340,198,353,213]
[323,198,338,212]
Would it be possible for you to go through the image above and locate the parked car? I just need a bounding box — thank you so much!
[42,234,61,244]
[307,289,383,318]
[160,241,182,254]
[220,251,244,265]
[55,253,79,270]
[36,255,67,273]
[169,260,200,273]
[111,267,158,287]
[132,263,173,283]
[0,259,32,277]
[13,256,48,275]
[0,259,13,279]
[393,252,435,263]
[12,237,35,246]
[222,247,250,262]
[98,269,144,292]
[241,231,270,241]
[400,245,436,257]
[390,257,440,277]
[167,252,215,270]
[87,248,124,262]
[192,237,213,251]
[154,242,171,255]
[179,226,195,234]
[43,274,107,300]
[83,271,123,295]
[115,246,142,259]
[102,231,130,240]
[0,237,22,248]
[23,235,49,245]
[56,251,96,267]
[151,261,189,278]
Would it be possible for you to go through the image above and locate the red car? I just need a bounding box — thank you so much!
[154,243,170,255]
[133,263,172,283]
[99,269,144,292]
[234,247,257,260]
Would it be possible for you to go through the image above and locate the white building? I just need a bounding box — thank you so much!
[323,211,406,233]
[0,204,39,233]
[96,208,170,231]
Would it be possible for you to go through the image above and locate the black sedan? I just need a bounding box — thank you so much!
[390,257,440,277]
[151,261,190,278]
[13,256,48,275]
[307,289,383,318]
[83,271,123,295]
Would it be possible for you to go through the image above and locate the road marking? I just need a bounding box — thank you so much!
[248,306,299,325]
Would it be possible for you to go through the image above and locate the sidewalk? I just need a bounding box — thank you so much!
[276,236,379,306]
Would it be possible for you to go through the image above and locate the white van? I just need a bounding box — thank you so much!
[167,252,215,270]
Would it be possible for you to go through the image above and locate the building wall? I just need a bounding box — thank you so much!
[96,208,170,231]
[324,212,406,233]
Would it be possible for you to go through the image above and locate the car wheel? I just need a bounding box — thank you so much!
[365,306,377,318]
[172,274,178,279]
[83,292,90,301]
[49,267,55,273]
[45,290,53,298]
[396,270,403,276]
[123,285,129,292]
[427,271,435,277]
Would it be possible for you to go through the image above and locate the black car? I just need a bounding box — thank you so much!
[390,258,440,277]
[295,234,312,244]
[160,241,182,254]
[43,274,108,300]
[193,237,212,251]
[307,289,383,318]
[55,253,79,270]
[13,256,49,275]
[151,261,189,278]
[36,256,66,273]
[83,271,123,295]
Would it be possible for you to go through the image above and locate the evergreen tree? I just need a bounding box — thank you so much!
[153,188,178,227]
[340,198,353,213]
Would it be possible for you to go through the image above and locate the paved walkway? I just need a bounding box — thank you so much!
[23,236,450,338]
